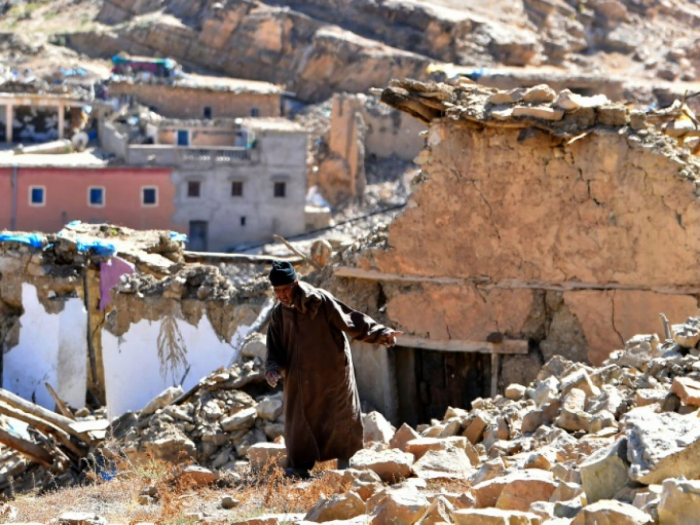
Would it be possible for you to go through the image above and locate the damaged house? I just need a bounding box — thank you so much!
[321,80,700,427]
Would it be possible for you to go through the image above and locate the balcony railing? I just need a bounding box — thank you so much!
[127,145,252,167]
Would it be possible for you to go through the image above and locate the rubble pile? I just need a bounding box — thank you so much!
[281,314,700,524]
[106,335,281,471]
[381,79,700,165]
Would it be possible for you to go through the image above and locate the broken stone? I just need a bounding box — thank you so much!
[349,448,414,483]
[505,384,526,401]
[521,409,544,434]
[672,323,700,349]
[626,410,700,484]
[406,438,452,460]
[368,489,429,525]
[555,388,591,432]
[551,481,583,502]
[241,332,267,360]
[221,495,239,509]
[487,88,525,105]
[363,411,396,445]
[56,512,107,525]
[522,84,557,103]
[464,411,491,444]
[416,495,454,525]
[554,89,611,110]
[178,465,218,487]
[453,508,543,525]
[221,407,258,432]
[512,106,564,121]
[597,105,629,126]
[256,397,283,421]
[248,442,287,471]
[561,370,601,399]
[571,500,652,524]
[671,377,700,407]
[657,478,700,524]
[589,410,617,433]
[412,447,474,480]
[496,471,558,512]
[305,491,366,522]
[389,423,421,451]
[580,438,630,504]
[141,385,184,416]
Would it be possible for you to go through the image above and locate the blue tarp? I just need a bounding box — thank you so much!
[169,232,188,243]
[75,239,116,257]
[0,233,45,248]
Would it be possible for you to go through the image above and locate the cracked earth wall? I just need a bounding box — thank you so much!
[351,120,700,367]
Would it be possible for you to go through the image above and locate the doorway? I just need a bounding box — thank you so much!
[188,221,208,251]
[394,347,491,427]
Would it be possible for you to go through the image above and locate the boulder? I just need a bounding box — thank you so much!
[248,442,287,471]
[349,449,414,483]
[580,438,630,504]
[657,478,700,525]
[571,500,652,524]
[141,385,184,415]
[671,377,700,407]
[369,489,429,525]
[256,397,283,421]
[178,465,218,487]
[453,508,543,525]
[496,472,558,512]
[464,411,491,444]
[412,447,474,480]
[221,407,258,432]
[560,370,601,399]
[505,384,526,401]
[222,495,239,509]
[625,411,700,484]
[305,491,366,523]
[555,388,591,432]
[242,332,267,360]
[390,423,421,451]
[363,412,396,445]
[474,471,556,509]
[406,438,451,460]
[416,495,454,525]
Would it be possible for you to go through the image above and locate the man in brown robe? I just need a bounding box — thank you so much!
[265,261,401,476]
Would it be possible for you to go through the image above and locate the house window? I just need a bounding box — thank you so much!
[274,182,286,198]
[29,186,45,206]
[240,216,246,226]
[203,106,212,119]
[177,130,190,146]
[250,107,259,117]
[187,181,201,198]
[142,187,158,206]
[88,187,105,207]
[231,181,243,197]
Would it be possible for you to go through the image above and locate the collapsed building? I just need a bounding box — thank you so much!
[314,79,700,427]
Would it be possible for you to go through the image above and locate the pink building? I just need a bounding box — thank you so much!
[0,166,179,233]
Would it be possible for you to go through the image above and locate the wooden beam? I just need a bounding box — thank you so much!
[0,427,53,468]
[272,234,323,271]
[0,388,91,444]
[44,383,75,420]
[396,335,528,354]
[183,251,304,266]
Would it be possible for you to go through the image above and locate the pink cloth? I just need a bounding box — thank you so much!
[99,257,135,310]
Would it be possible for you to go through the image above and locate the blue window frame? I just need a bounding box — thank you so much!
[177,130,189,146]
[89,187,105,207]
[29,186,45,206]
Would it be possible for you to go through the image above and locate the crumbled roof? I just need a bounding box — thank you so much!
[111,73,283,95]
[237,117,306,133]
[0,147,108,168]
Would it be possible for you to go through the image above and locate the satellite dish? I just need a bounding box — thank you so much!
[71,132,89,152]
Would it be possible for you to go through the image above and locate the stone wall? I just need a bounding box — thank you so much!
[344,118,700,367]
[108,82,281,120]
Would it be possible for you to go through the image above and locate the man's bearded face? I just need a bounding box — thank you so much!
[274,281,297,307]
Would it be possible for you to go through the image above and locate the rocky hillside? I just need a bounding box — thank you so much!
[51,0,700,101]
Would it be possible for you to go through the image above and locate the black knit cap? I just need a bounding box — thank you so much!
[269,260,297,286]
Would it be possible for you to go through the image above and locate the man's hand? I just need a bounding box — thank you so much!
[266,369,282,388]
[382,330,403,347]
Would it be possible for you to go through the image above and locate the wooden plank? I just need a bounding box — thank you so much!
[397,335,528,354]
[44,383,75,420]
[272,234,323,271]
[183,251,304,266]
[68,419,109,434]
[0,427,53,468]
[0,388,92,444]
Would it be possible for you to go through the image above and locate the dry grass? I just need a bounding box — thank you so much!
[1,453,352,523]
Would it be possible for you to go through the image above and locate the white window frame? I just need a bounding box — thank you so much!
[28,185,46,207]
[186,180,202,199]
[141,186,159,207]
[87,186,106,208]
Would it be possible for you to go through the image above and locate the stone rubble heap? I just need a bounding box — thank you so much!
[248,314,700,525]
[106,332,283,472]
